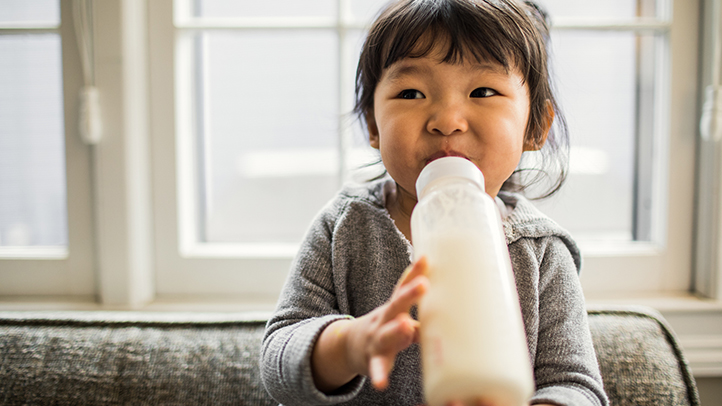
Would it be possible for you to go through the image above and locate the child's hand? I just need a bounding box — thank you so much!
[347,256,429,389]
[311,257,428,392]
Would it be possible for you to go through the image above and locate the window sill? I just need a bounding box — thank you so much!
[585,290,722,312]
[0,295,277,313]
[0,290,719,314]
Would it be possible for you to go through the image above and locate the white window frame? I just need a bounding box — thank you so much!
[0,0,95,298]
[0,0,715,306]
[0,0,717,303]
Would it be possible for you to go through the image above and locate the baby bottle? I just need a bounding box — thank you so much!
[411,157,533,406]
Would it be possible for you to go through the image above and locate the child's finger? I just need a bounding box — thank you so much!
[369,355,393,390]
[386,275,428,318]
[395,256,428,289]
[444,400,495,406]
[375,313,417,353]
[395,265,414,289]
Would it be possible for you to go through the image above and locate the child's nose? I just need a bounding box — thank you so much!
[426,103,469,136]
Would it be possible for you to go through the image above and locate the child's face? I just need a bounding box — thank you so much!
[367,49,538,200]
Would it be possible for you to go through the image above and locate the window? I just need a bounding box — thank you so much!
[0,0,94,297]
[527,0,695,297]
[150,0,392,299]
[530,1,662,244]
[0,0,710,305]
[149,0,698,301]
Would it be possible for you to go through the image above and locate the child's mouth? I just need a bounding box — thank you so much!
[425,151,470,165]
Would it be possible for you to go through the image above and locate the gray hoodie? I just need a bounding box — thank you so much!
[261,179,608,406]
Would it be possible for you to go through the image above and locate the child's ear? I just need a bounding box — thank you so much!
[366,110,380,149]
[524,100,554,151]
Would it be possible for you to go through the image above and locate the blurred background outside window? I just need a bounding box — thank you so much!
[0,0,67,251]
[175,0,666,247]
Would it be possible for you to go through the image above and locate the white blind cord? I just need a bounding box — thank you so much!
[701,0,722,143]
[72,0,102,145]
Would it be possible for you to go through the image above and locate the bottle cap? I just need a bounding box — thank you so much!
[415,156,485,199]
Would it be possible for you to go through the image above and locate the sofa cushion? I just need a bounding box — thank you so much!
[0,311,276,405]
[0,308,700,406]
[588,307,700,406]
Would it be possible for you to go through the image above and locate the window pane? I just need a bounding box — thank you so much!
[0,35,67,247]
[0,0,60,25]
[344,29,383,182]
[186,2,665,246]
[197,30,339,243]
[349,0,391,25]
[536,0,658,19]
[528,31,659,242]
[189,0,335,18]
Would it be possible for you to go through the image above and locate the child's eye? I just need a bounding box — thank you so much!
[398,89,425,99]
[470,87,497,98]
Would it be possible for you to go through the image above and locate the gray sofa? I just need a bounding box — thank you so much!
[0,307,699,405]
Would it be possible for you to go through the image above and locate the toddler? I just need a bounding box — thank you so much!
[261,1,609,405]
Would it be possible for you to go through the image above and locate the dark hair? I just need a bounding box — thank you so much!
[354,0,568,198]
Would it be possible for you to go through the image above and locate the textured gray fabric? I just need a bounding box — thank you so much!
[587,307,700,406]
[0,308,698,406]
[0,312,275,406]
[261,179,608,406]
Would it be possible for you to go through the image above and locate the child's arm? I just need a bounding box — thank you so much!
[519,236,608,406]
[311,258,428,392]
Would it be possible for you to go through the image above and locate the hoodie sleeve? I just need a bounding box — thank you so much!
[260,204,366,405]
[516,236,609,406]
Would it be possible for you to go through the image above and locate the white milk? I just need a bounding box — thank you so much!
[411,157,533,406]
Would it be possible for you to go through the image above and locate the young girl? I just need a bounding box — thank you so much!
[261,1,608,405]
